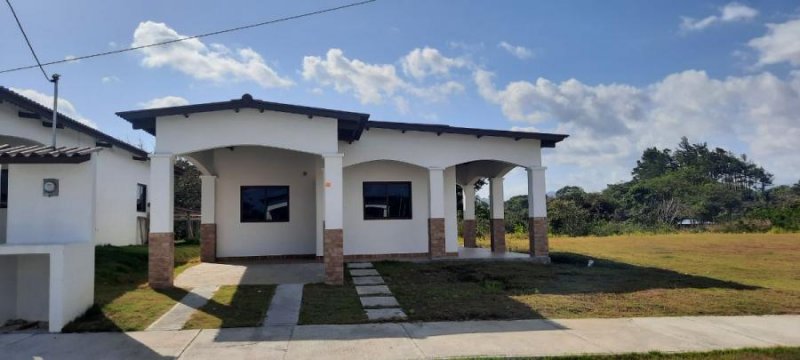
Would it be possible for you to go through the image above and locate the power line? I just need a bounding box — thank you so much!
[0,0,377,75]
[4,0,50,80]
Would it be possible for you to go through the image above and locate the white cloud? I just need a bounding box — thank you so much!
[476,69,800,189]
[680,2,758,32]
[498,41,533,60]
[749,18,800,67]
[10,88,97,128]
[101,75,120,83]
[140,96,190,109]
[301,48,464,109]
[401,47,466,80]
[132,21,293,88]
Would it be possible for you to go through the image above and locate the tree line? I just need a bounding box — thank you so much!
[465,137,800,237]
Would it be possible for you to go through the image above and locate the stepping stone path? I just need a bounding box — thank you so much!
[348,262,407,321]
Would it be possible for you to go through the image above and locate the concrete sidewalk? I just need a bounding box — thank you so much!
[2,315,798,359]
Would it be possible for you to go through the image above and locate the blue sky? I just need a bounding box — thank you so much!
[2,0,799,197]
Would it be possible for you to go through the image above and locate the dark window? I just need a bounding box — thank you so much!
[240,186,290,222]
[1,169,7,209]
[136,183,147,212]
[363,182,412,220]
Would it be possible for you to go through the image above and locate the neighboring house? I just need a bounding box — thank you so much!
[0,86,149,332]
[117,94,568,287]
[0,87,150,246]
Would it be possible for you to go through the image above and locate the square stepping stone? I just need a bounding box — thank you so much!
[366,308,407,321]
[360,296,399,308]
[355,285,392,296]
[347,262,374,269]
[349,269,380,277]
[352,276,384,285]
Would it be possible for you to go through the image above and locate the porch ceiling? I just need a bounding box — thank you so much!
[456,160,517,185]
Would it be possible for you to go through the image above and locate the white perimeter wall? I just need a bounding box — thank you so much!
[0,242,94,332]
[214,146,317,257]
[94,149,149,245]
[343,161,430,255]
[6,161,96,245]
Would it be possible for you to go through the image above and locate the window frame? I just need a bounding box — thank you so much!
[136,183,147,213]
[1,168,7,209]
[239,185,291,223]
[362,181,413,220]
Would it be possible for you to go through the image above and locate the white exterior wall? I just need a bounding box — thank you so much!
[6,161,96,245]
[343,161,429,255]
[214,146,318,257]
[94,149,149,245]
[154,109,339,155]
[0,101,148,246]
[342,128,542,169]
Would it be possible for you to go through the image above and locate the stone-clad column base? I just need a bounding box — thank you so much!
[428,218,446,258]
[529,217,549,257]
[462,219,477,248]
[490,219,506,253]
[149,232,174,289]
[200,224,217,263]
[324,229,344,285]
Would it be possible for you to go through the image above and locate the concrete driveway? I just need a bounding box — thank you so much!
[175,262,324,288]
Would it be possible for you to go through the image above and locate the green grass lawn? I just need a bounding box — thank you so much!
[299,273,367,325]
[184,285,275,329]
[473,346,800,359]
[63,242,200,332]
[372,233,800,321]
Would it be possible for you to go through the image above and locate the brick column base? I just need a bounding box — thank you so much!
[148,232,174,289]
[324,229,344,285]
[530,217,549,257]
[490,219,506,253]
[428,218,446,258]
[462,219,477,248]
[200,223,217,263]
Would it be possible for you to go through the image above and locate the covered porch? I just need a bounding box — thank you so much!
[116,94,564,288]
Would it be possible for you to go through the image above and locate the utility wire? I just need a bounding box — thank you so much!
[0,0,377,75]
[4,0,50,80]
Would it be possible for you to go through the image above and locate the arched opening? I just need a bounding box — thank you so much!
[171,145,326,262]
[453,159,543,259]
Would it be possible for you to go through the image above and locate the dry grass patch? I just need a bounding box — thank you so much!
[477,233,800,291]
[184,285,275,329]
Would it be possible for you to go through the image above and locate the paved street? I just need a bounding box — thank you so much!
[2,315,798,359]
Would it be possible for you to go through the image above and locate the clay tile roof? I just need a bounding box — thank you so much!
[0,143,103,164]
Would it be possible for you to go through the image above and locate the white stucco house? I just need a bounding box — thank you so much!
[117,94,568,287]
[0,86,150,332]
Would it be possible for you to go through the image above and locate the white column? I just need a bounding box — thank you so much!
[149,153,174,233]
[428,167,445,219]
[462,181,476,220]
[200,175,216,225]
[315,160,324,256]
[527,167,547,218]
[323,154,344,229]
[489,176,504,219]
